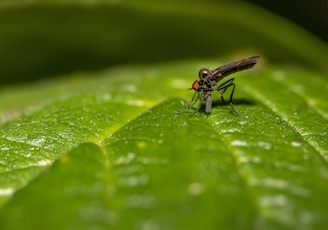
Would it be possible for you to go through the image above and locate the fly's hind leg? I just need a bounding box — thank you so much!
[217,78,240,116]
[216,78,234,105]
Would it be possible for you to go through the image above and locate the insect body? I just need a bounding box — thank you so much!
[178,56,259,116]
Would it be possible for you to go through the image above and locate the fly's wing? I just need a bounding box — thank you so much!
[212,56,259,80]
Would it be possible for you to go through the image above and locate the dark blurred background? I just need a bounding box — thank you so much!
[0,0,327,85]
[244,0,328,42]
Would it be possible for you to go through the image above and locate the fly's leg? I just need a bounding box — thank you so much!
[188,92,205,117]
[177,88,213,116]
[217,78,239,116]
[216,78,235,105]
[189,89,214,116]
[176,91,199,113]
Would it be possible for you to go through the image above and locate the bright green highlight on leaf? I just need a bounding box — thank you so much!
[0,59,328,229]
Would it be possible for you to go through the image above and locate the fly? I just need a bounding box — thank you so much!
[177,56,259,116]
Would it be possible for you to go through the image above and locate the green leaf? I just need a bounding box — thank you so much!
[0,59,328,229]
[1,1,328,229]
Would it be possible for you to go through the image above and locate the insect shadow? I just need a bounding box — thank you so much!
[202,98,256,116]
[212,98,255,107]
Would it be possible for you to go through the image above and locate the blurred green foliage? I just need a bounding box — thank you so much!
[245,0,328,42]
[0,0,327,84]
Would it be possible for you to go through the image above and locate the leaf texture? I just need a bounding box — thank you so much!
[0,60,328,229]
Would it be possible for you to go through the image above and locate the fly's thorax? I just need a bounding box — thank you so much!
[204,79,218,89]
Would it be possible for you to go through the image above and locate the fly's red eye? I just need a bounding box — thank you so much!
[191,81,200,91]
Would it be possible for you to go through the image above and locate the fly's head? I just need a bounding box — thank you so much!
[199,68,211,82]
[189,68,212,91]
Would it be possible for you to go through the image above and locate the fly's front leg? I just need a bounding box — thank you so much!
[188,92,206,117]
[190,89,213,116]
[176,91,199,113]
[189,89,213,116]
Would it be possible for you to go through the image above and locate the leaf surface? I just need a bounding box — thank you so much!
[1,1,328,229]
[0,60,328,229]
